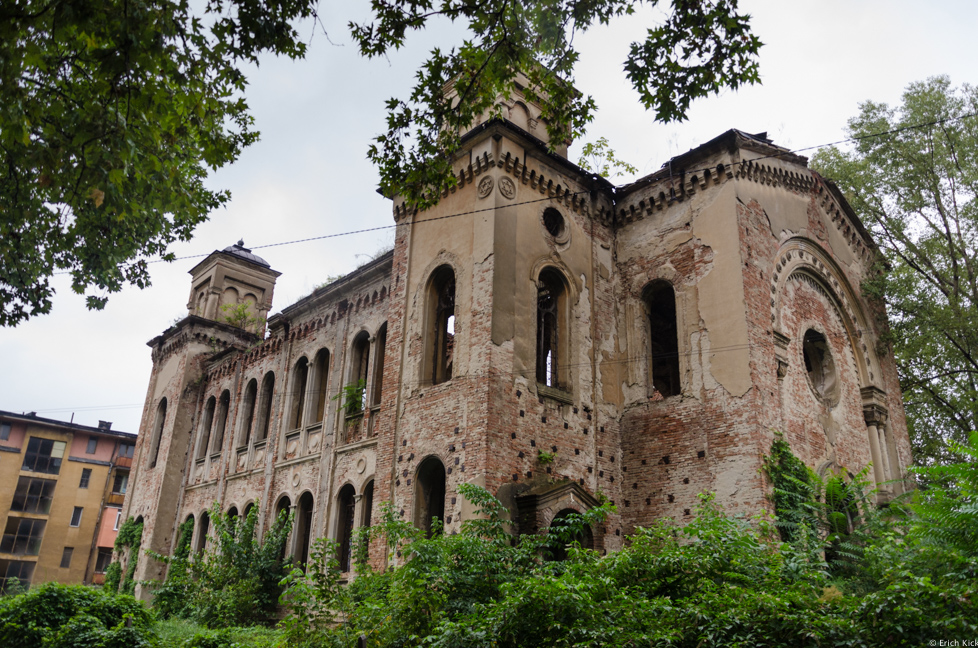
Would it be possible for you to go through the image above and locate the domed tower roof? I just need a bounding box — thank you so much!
[222,240,271,268]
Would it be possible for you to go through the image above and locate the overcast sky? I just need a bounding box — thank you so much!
[2,0,975,434]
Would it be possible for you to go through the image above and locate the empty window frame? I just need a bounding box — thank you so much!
[295,492,314,568]
[239,379,258,447]
[547,508,594,562]
[212,390,230,454]
[371,324,387,407]
[11,477,55,514]
[60,547,73,569]
[311,350,330,423]
[22,437,66,474]
[0,560,35,594]
[195,512,210,554]
[1,518,46,555]
[255,372,276,442]
[536,268,569,389]
[197,396,217,460]
[336,485,356,572]
[424,266,456,385]
[349,333,370,414]
[69,507,84,527]
[148,398,168,468]
[86,437,98,454]
[289,358,309,430]
[79,468,92,489]
[414,457,446,538]
[645,281,681,397]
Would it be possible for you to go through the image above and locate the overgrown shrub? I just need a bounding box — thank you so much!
[0,583,154,648]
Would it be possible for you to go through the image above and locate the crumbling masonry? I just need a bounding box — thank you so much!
[121,88,911,597]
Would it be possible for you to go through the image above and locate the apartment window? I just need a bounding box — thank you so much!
[114,510,122,531]
[1,518,46,555]
[86,437,98,454]
[69,507,83,527]
[79,468,92,489]
[95,548,113,574]
[60,547,73,569]
[118,442,135,458]
[0,422,11,441]
[22,437,66,474]
[0,560,35,593]
[11,477,56,514]
[112,472,128,494]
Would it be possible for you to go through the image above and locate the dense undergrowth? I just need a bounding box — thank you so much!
[1,435,976,647]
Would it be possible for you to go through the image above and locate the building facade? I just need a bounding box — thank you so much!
[0,410,136,591]
[121,90,912,597]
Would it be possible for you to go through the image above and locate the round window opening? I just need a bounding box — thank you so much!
[802,329,839,405]
[543,208,566,239]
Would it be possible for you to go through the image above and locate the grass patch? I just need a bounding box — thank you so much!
[156,618,282,647]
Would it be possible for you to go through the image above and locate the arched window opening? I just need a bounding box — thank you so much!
[197,396,216,460]
[361,480,374,561]
[802,329,839,404]
[311,350,330,423]
[255,372,275,442]
[349,333,370,414]
[645,281,681,397]
[425,266,456,385]
[275,495,292,560]
[336,485,356,572]
[414,457,446,538]
[196,511,210,554]
[239,379,258,447]
[371,324,387,407]
[149,398,168,468]
[212,390,230,453]
[289,358,309,430]
[548,508,593,562]
[226,506,238,520]
[295,492,314,568]
[536,269,568,389]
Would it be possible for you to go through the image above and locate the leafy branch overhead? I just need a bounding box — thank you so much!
[352,0,762,208]
[0,0,761,325]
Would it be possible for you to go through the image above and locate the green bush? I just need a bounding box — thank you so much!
[0,583,154,648]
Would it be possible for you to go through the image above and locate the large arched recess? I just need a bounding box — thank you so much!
[770,238,881,390]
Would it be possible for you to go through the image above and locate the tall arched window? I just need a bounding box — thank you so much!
[212,390,230,453]
[196,511,210,554]
[289,358,309,430]
[414,457,446,538]
[239,379,258,447]
[311,350,330,423]
[537,268,569,389]
[295,492,314,568]
[547,508,594,561]
[644,281,681,397]
[371,324,387,407]
[148,398,167,468]
[336,485,356,572]
[350,332,370,414]
[255,371,275,442]
[197,396,216,460]
[424,266,455,385]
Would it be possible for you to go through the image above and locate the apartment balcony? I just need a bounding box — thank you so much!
[106,493,126,506]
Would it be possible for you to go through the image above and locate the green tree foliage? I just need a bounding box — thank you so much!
[576,136,639,179]
[354,0,761,208]
[109,516,143,595]
[1,0,762,324]
[811,77,978,465]
[0,583,155,648]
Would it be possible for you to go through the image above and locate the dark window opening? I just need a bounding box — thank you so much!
[536,269,567,389]
[415,457,446,538]
[70,506,83,527]
[372,325,387,407]
[255,372,276,442]
[336,485,356,572]
[646,281,681,397]
[239,380,258,447]
[112,471,128,494]
[543,208,566,238]
[312,350,330,423]
[198,396,216,459]
[350,333,370,414]
[79,468,92,489]
[60,547,73,569]
[86,437,98,454]
[426,266,456,385]
[95,548,113,574]
[0,560,35,593]
[295,492,314,568]
[547,508,594,562]
[11,477,55,514]
[148,399,168,468]
[213,391,230,452]
[196,512,210,554]
[289,358,309,430]
[802,329,838,403]
[1,518,46,555]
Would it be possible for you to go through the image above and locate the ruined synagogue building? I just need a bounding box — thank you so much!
[121,85,911,595]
